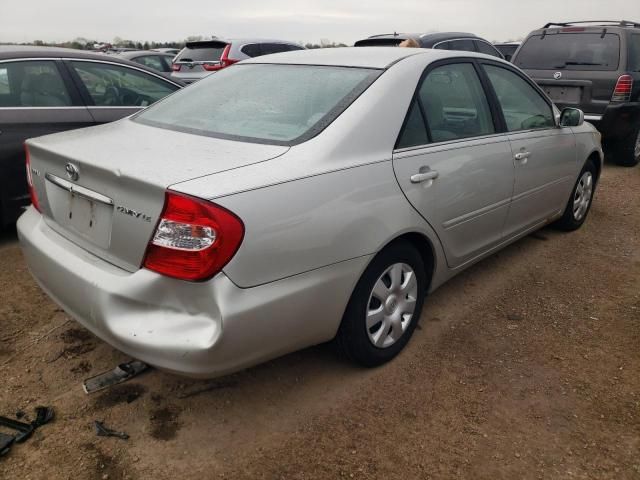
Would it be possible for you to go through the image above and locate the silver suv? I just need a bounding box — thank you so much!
[170,38,305,83]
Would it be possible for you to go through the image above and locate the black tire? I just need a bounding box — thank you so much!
[613,126,640,167]
[335,240,427,367]
[553,159,597,231]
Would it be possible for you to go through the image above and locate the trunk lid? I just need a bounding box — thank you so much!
[27,119,289,272]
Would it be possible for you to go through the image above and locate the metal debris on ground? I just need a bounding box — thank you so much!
[94,421,130,440]
[83,360,150,394]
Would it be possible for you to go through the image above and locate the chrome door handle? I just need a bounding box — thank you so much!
[514,152,531,161]
[410,169,439,183]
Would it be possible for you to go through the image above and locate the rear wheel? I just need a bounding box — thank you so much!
[613,126,640,167]
[553,159,597,231]
[336,240,427,367]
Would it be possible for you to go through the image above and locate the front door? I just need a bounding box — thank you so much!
[481,63,577,237]
[392,61,515,268]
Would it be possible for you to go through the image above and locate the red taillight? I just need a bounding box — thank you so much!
[220,44,238,68]
[24,145,41,212]
[143,191,244,282]
[171,63,181,72]
[612,74,633,102]
[202,62,223,71]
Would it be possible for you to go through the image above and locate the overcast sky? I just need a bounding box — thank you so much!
[2,0,639,45]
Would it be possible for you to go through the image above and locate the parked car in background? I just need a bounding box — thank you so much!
[513,20,640,166]
[354,32,504,58]
[171,38,305,83]
[151,48,180,56]
[0,46,183,227]
[494,42,520,62]
[18,47,602,378]
[116,50,176,73]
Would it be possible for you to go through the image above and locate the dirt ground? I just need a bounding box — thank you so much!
[0,161,639,480]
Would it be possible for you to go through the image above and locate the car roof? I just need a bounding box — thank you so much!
[184,38,302,47]
[0,45,142,62]
[116,50,174,59]
[528,20,640,35]
[0,46,185,84]
[241,46,497,69]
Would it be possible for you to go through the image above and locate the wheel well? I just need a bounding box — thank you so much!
[385,232,436,290]
[587,151,602,182]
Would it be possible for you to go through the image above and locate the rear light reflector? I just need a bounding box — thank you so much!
[143,191,244,282]
[611,74,633,102]
[171,63,181,71]
[24,145,41,212]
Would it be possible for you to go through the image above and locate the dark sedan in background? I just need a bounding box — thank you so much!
[0,46,183,227]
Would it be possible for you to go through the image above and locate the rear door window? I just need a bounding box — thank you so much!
[175,42,227,62]
[241,44,263,57]
[418,63,495,142]
[0,61,72,107]
[446,39,477,53]
[484,64,554,131]
[396,101,429,149]
[629,34,640,72]
[132,55,166,72]
[475,41,503,58]
[70,61,178,107]
[515,33,621,70]
[260,44,295,56]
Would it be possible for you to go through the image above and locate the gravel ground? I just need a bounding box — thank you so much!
[0,161,638,480]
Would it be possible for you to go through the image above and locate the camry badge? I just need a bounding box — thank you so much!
[553,71,562,80]
[65,163,80,181]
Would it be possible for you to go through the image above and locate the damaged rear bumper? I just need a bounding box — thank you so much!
[17,207,368,378]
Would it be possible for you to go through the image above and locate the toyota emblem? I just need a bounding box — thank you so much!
[65,163,80,181]
[553,71,562,80]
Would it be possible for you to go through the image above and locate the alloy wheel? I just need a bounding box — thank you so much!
[573,171,593,221]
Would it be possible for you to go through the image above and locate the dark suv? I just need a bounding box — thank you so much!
[513,20,640,166]
[354,32,504,58]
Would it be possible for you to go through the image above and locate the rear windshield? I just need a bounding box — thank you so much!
[515,33,620,71]
[175,42,227,62]
[355,38,404,47]
[134,64,380,145]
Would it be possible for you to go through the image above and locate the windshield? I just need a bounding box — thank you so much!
[515,33,620,71]
[134,64,380,145]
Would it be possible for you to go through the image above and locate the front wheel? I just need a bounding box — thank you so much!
[336,240,427,367]
[553,159,597,231]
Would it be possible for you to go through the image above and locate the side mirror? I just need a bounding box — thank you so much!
[559,108,584,127]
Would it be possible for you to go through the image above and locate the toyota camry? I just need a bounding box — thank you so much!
[18,47,602,377]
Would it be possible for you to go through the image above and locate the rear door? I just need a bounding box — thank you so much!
[171,41,228,81]
[392,60,515,268]
[64,59,180,123]
[481,62,577,236]
[434,39,477,54]
[513,31,622,116]
[0,58,92,223]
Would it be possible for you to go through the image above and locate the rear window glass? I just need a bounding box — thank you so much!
[134,64,380,145]
[175,43,227,62]
[355,38,403,47]
[515,33,620,71]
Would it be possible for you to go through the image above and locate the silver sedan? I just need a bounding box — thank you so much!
[18,47,603,377]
